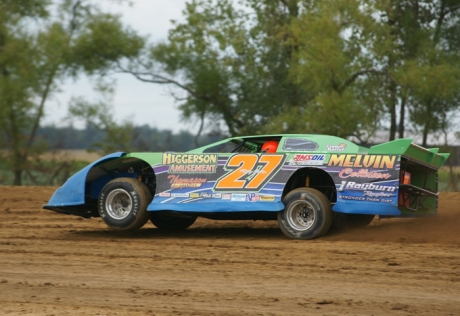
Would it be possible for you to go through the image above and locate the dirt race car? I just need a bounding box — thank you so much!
[44,134,449,239]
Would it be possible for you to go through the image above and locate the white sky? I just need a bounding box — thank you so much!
[44,0,192,133]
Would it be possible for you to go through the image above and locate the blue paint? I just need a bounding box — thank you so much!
[148,201,285,213]
[45,152,125,207]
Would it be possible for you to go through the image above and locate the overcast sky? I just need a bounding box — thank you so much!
[43,0,191,133]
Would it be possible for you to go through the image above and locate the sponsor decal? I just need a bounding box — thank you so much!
[339,168,391,179]
[200,192,212,198]
[240,168,267,176]
[340,195,366,201]
[168,175,207,189]
[158,192,171,197]
[363,191,395,198]
[340,191,395,203]
[231,194,246,201]
[328,154,396,169]
[246,193,260,202]
[171,193,189,198]
[163,153,217,173]
[326,143,347,151]
[289,154,325,166]
[260,195,275,202]
[338,181,397,192]
[221,193,232,200]
[212,193,222,199]
[189,193,200,198]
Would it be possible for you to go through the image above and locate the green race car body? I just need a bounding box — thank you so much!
[44,134,449,239]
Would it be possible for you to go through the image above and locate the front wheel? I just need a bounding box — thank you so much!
[278,188,333,240]
[98,178,152,231]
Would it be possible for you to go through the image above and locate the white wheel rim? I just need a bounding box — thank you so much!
[286,200,316,231]
[105,188,133,220]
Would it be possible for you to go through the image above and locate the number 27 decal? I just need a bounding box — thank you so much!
[214,154,286,191]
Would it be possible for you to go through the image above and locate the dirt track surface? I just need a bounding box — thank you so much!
[1,186,459,316]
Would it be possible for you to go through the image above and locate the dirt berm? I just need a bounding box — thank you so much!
[1,186,459,315]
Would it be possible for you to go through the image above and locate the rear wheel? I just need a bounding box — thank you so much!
[98,178,152,231]
[150,212,197,230]
[278,187,333,240]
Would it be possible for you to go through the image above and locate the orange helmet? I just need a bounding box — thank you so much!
[262,140,279,153]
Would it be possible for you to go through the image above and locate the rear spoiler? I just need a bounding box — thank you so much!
[369,139,449,215]
[368,138,449,169]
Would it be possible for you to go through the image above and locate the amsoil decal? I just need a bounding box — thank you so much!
[289,154,325,166]
[168,175,207,189]
[339,168,391,179]
[163,153,217,173]
[328,154,396,169]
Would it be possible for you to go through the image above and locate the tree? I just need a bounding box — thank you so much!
[373,0,460,142]
[119,0,390,140]
[120,0,460,146]
[272,0,385,140]
[68,81,137,154]
[0,0,144,185]
[119,0,311,138]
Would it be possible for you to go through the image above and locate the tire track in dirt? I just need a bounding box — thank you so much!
[1,186,459,315]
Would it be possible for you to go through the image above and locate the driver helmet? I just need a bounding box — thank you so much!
[261,140,279,153]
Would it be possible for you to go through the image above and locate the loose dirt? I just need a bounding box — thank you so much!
[1,186,459,315]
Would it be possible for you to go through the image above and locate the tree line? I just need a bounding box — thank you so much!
[36,124,219,152]
[1,0,459,186]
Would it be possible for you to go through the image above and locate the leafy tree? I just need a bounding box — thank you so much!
[120,0,460,147]
[373,0,460,143]
[120,0,311,138]
[0,0,144,185]
[273,0,385,141]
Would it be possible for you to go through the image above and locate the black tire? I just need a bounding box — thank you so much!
[331,213,375,230]
[98,178,152,231]
[278,187,333,240]
[150,212,197,230]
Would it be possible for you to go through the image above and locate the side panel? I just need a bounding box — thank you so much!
[149,153,290,212]
[325,154,401,216]
[147,152,404,216]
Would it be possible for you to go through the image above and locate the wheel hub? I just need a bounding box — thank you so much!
[286,200,316,231]
[105,189,133,220]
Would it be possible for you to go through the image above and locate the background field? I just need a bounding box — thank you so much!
[1,186,459,315]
